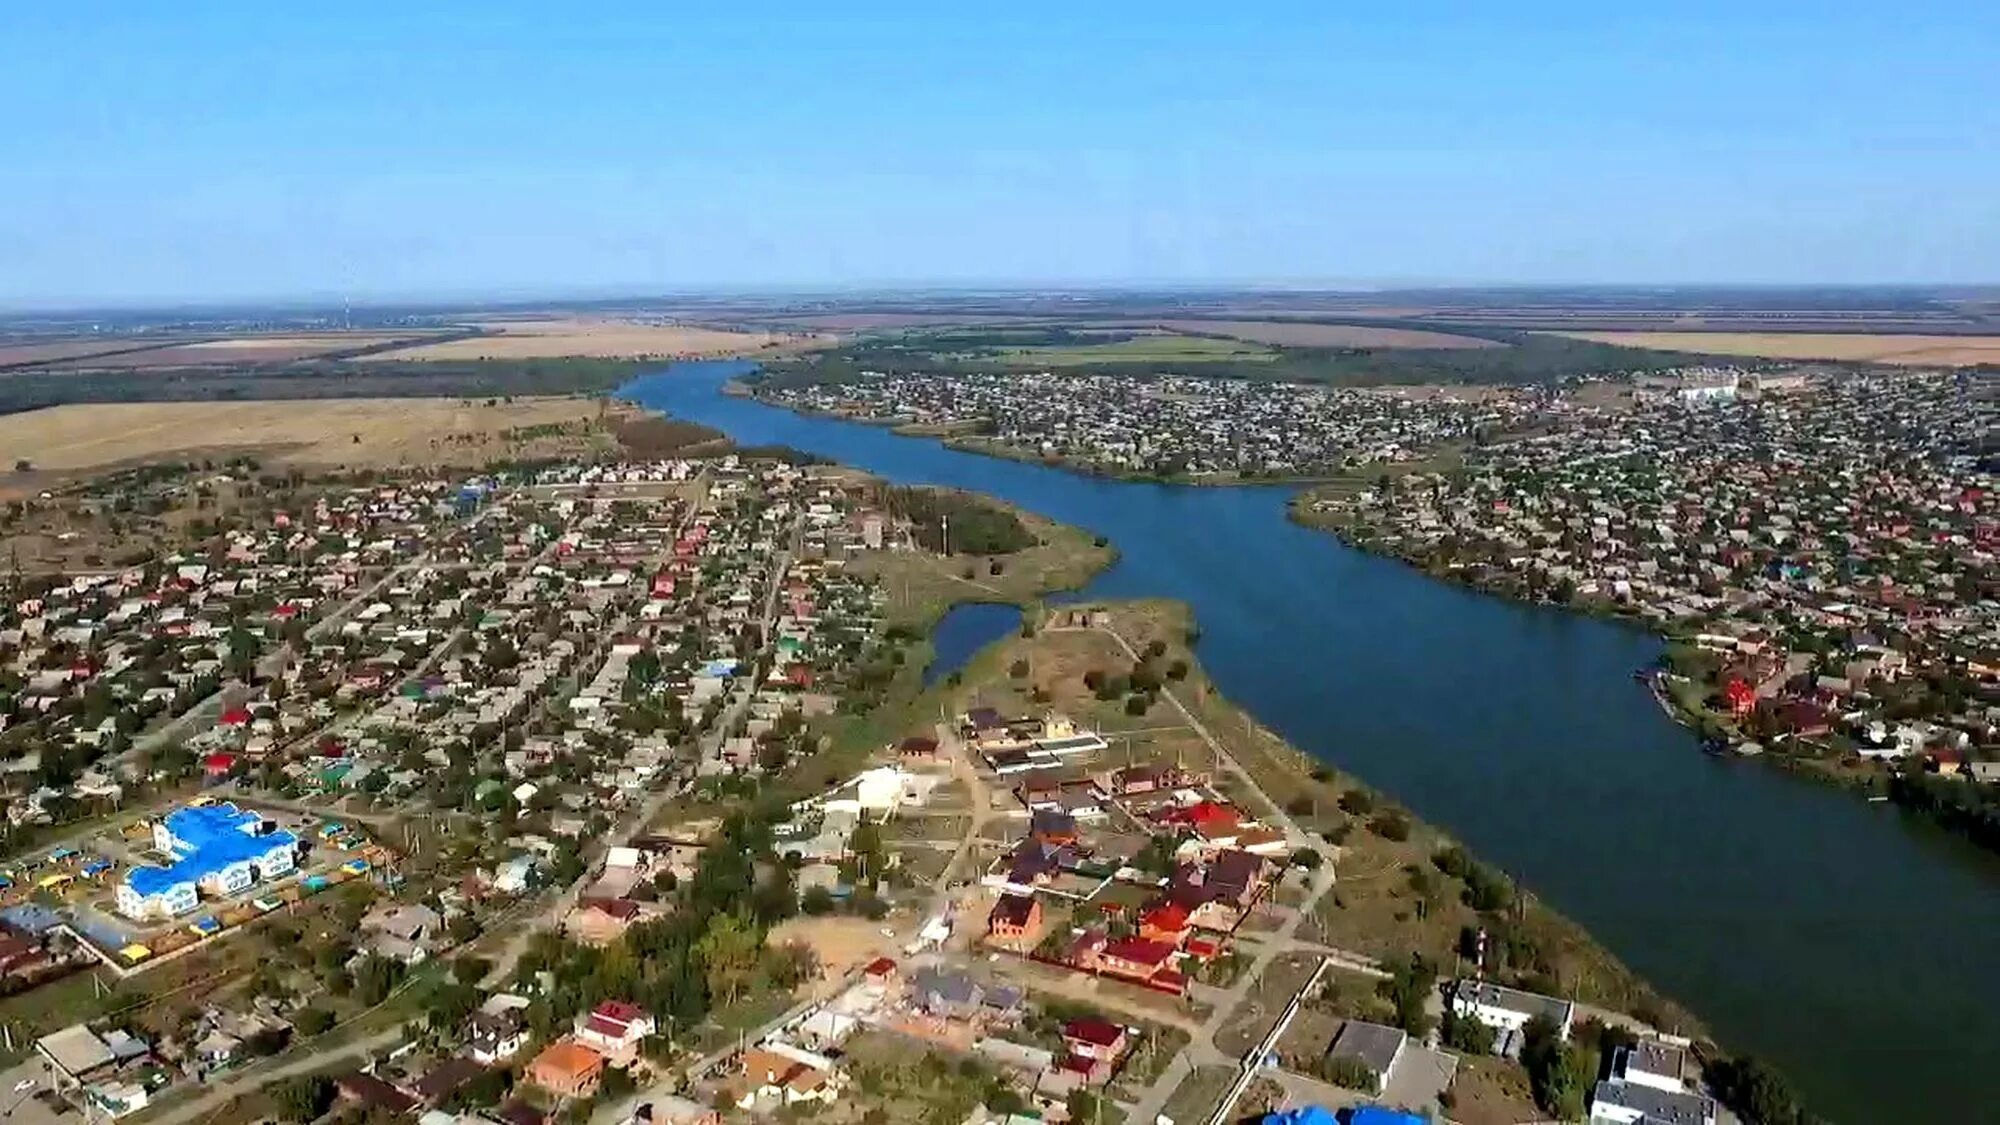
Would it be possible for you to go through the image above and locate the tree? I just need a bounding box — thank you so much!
[599,1065,638,1100]
[295,1006,335,1036]
[1368,810,1412,841]
[1288,847,1323,871]
[425,981,481,1033]
[1066,1089,1110,1125]
[696,912,762,1005]
[1338,788,1375,816]
[1520,1014,1593,1120]
[1707,1055,1814,1125]
[352,953,406,1006]
[272,1075,335,1123]
[1440,1009,1496,1055]
[1377,954,1436,1037]
[1314,1055,1378,1090]
[1008,658,1030,679]
[801,886,835,915]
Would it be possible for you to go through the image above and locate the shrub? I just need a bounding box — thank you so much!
[1368,810,1412,842]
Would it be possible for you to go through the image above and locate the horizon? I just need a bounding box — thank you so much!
[7,278,1999,321]
[6,4,1999,306]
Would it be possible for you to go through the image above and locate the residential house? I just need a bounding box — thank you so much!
[735,1043,840,1108]
[987,894,1043,946]
[575,1001,654,1065]
[1325,1020,1407,1096]
[466,1009,529,1065]
[1060,1018,1129,1082]
[525,1040,605,1099]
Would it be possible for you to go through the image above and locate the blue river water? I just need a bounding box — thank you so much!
[625,361,2000,1124]
[923,602,1025,688]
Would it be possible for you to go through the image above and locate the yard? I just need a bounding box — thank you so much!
[1160,1064,1238,1125]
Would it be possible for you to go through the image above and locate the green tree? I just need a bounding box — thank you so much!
[1520,1014,1593,1120]
[294,1006,335,1036]
[1377,954,1436,1037]
[696,912,762,1005]
[1707,1055,1815,1125]
[272,1075,335,1123]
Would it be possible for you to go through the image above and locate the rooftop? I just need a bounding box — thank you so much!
[126,801,298,897]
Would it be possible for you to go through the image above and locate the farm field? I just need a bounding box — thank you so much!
[363,317,826,360]
[1156,319,1503,349]
[36,332,434,369]
[993,334,1275,366]
[1554,331,2000,366]
[0,396,619,478]
[0,337,196,367]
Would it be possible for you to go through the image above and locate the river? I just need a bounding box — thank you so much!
[625,360,2000,1124]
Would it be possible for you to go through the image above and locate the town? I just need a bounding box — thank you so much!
[1300,368,2000,847]
[754,372,1552,483]
[0,444,1765,1125]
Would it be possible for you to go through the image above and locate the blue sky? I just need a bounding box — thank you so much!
[3,3,1996,306]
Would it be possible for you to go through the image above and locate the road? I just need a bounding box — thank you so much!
[135,1029,403,1125]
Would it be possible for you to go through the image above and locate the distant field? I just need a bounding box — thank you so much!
[1156,319,1502,349]
[39,333,429,369]
[1554,331,2000,366]
[0,397,614,477]
[995,334,1275,366]
[0,337,193,367]
[363,317,826,360]
[771,312,1046,330]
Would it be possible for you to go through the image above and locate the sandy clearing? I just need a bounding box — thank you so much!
[1158,319,1502,349]
[766,916,897,978]
[1555,331,2000,366]
[360,317,830,361]
[0,397,614,475]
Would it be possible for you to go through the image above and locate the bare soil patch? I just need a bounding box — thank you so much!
[767,915,896,979]
[1556,331,2000,366]
[1159,320,1503,350]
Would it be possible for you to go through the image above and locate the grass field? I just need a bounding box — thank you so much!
[993,334,1276,366]
[0,396,619,477]
[1555,331,2000,366]
[1158,319,1503,349]
[363,317,826,361]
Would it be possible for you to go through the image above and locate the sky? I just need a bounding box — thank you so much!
[3,3,1997,307]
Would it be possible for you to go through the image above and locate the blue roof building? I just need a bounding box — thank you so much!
[117,803,298,921]
[1350,1109,1427,1125]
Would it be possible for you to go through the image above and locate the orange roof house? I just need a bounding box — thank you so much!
[1137,900,1191,945]
[525,1040,605,1099]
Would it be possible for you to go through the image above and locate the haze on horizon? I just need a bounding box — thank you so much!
[4,3,1997,309]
